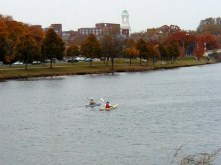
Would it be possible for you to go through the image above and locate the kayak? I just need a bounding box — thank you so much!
[85,103,101,108]
[99,104,118,111]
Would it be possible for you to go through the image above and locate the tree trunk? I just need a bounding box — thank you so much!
[50,59,52,69]
[111,57,114,75]
[25,59,28,70]
[106,57,109,66]
[130,56,132,66]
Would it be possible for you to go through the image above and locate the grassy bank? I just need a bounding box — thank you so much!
[0,58,215,80]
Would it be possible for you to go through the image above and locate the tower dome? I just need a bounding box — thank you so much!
[122,10,129,16]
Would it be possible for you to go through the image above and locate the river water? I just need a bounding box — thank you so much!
[0,63,221,165]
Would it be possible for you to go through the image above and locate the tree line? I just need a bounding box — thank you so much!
[0,14,221,70]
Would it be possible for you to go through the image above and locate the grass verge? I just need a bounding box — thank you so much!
[0,59,215,80]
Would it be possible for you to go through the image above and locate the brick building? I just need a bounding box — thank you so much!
[50,24,62,37]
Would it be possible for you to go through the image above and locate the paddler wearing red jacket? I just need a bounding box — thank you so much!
[105,101,110,109]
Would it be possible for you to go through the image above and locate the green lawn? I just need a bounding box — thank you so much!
[0,58,214,80]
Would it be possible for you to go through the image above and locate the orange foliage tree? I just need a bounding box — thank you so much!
[124,38,138,65]
[0,17,8,61]
[0,14,44,64]
[136,39,147,66]
[194,33,218,60]
[165,31,196,57]
[13,33,40,70]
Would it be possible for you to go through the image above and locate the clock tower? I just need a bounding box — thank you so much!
[121,10,131,37]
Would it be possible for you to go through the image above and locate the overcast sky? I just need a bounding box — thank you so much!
[0,0,220,32]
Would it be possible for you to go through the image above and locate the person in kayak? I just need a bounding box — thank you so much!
[90,98,96,105]
[105,101,111,109]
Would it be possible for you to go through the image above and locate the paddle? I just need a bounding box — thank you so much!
[86,97,93,100]
[100,98,106,103]
[100,98,112,108]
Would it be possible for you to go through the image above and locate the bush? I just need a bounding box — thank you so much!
[170,145,221,165]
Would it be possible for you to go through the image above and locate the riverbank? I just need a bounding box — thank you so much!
[0,58,216,81]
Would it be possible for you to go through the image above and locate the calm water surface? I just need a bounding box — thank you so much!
[0,63,221,165]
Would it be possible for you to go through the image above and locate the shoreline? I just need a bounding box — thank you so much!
[0,61,216,81]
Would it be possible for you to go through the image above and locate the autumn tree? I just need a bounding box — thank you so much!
[100,35,113,65]
[0,15,45,64]
[0,15,35,63]
[29,25,44,44]
[110,36,124,70]
[66,44,80,57]
[166,42,180,63]
[13,33,40,70]
[124,38,138,65]
[193,33,218,60]
[197,17,221,35]
[144,42,151,65]
[100,33,123,72]
[147,44,159,65]
[158,44,168,62]
[136,39,147,66]
[194,43,205,60]
[159,25,181,36]
[183,32,197,55]
[0,18,8,62]
[81,34,101,67]
[41,28,65,69]
[197,33,218,50]
[165,31,187,57]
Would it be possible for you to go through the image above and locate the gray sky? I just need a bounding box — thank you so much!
[0,0,220,32]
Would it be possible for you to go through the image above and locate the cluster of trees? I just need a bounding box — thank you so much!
[66,17,221,66]
[0,15,64,69]
[1,14,221,70]
[131,23,220,59]
[197,17,221,35]
[0,15,43,64]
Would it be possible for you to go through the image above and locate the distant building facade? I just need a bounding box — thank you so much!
[77,10,130,37]
[96,23,120,36]
[49,9,131,45]
[78,23,120,36]
[32,25,43,29]
[50,24,62,37]
[78,27,100,35]
[62,30,79,44]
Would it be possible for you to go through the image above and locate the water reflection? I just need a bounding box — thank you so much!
[18,76,68,81]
